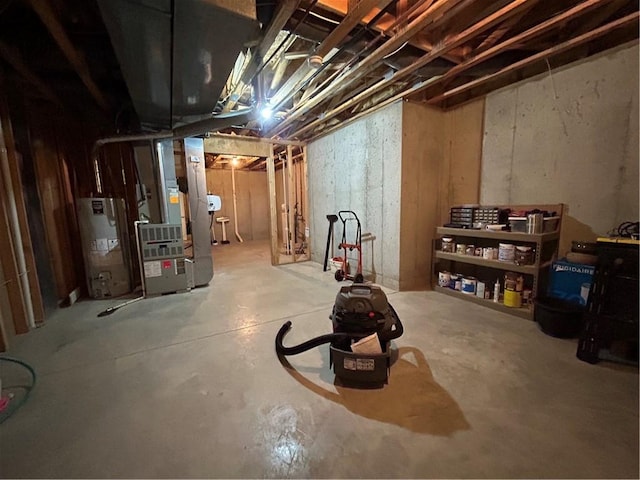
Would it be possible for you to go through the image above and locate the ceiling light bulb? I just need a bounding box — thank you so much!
[231,157,240,167]
[260,107,273,120]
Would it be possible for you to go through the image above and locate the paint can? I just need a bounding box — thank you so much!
[465,245,475,256]
[504,271,524,292]
[498,243,515,262]
[482,247,494,260]
[474,247,483,256]
[456,244,466,255]
[476,281,486,299]
[442,237,455,253]
[504,289,522,308]
[449,274,459,289]
[461,277,477,295]
[438,271,451,287]
[514,246,533,265]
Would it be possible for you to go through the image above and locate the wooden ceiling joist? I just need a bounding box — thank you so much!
[271,0,471,136]
[224,0,302,112]
[428,11,639,104]
[318,0,394,59]
[473,4,536,54]
[0,41,62,106]
[269,0,393,110]
[572,0,629,35]
[287,0,541,139]
[420,0,619,99]
[25,0,109,110]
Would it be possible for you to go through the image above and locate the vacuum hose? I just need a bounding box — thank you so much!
[275,306,404,356]
[386,304,404,340]
[275,321,355,356]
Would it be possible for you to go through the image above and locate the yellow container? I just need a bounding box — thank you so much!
[504,289,522,308]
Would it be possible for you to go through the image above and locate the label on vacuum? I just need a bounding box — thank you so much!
[343,358,375,371]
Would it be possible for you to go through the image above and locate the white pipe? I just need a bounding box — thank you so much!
[0,145,35,328]
[94,132,171,147]
[231,166,243,243]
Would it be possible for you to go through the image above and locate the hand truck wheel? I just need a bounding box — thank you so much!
[334,270,344,281]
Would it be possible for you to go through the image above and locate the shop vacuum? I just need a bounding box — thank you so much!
[275,283,403,385]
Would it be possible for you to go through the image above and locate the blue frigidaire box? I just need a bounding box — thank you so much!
[548,260,596,306]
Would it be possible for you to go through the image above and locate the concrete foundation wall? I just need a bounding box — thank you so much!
[307,101,403,289]
[205,169,269,242]
[308,99,484,290]
[482,41,639,253]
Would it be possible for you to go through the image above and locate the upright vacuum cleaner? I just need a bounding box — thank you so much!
[275,283,403,385]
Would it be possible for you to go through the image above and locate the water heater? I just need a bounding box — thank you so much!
[77,198,132,298]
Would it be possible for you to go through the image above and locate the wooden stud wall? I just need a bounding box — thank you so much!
[0,181,28,335]
[0,89,44,325]
[27,104,80,300]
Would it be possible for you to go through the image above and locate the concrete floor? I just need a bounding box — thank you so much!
[1,240,638,478]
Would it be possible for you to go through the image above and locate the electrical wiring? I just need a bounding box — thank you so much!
[607,221,640,238]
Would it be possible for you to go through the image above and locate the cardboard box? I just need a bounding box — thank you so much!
[548,260,595,306]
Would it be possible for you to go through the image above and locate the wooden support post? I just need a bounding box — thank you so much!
[267,144,279,266]
[302,145,309,256]
[281,153,289,255]
[25,0,109,110]
[287,145,296,261]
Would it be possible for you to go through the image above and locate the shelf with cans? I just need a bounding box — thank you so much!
[432,204,564,320]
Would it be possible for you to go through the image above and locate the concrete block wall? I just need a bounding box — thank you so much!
[307,101,403,289]
[482,41,639,254]
[205,169,269,242]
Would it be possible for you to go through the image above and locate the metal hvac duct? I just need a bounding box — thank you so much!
[97,0,259,130]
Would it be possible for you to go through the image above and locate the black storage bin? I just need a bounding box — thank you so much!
[534,296,585,338]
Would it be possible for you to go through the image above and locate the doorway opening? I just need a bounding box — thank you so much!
[201,134,309,271]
